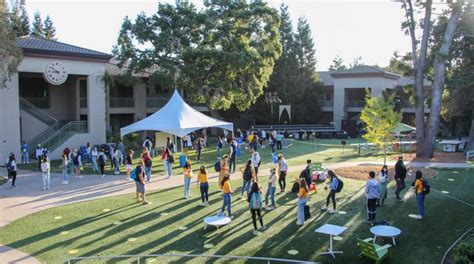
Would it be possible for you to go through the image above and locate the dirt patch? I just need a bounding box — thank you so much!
[389,152,466,163]
[333,165,438,181]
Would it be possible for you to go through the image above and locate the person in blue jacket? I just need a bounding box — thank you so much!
[20,141,29,164]
[322,170,338,213]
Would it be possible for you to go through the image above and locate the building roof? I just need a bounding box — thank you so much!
[317,71,334,86]
[329,65,400,80]
[16,36,112,62]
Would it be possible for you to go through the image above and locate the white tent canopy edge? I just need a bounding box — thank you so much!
[120,90,233,138]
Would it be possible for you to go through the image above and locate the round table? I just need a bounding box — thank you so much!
[203,215,231,230]
[370,226,401,245]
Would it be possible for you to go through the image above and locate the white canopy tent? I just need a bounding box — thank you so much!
[120,90,233,138]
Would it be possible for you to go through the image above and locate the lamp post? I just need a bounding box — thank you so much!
[264,92,281,126]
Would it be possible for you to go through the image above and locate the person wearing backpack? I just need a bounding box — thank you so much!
[97,150,106,178]
[197,165,209,206]
[183,160,193,199]
[133,165,150,205]
[125,149,134,177]
[240,160,255,198]
[248,182,266,235]
[296,178,309,226]
[413,171,427,219]
[165,148,174,178]
[265,167,277,210]
[60,154,69,184]
[322,170,339,213]
[229,139,237,173]
[141,148,152,182]
[8,153,17,188]
[365,171,380,224]
[72,149,82,179]
[219,174,233,219]
[41,157,50,190]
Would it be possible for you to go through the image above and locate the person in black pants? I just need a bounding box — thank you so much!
[365,171,380,224]
[229,139,237,173]
[8,154,18,188]
[394,156,407,201]
[277,155,288,192]
[323,170,338,213]
[247,182,266,235]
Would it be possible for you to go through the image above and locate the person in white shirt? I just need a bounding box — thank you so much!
[365,171,380,224]
[8,153,18,188]
[91,147,99,172]
[41,157,51,190]
[251,150,261,177]
[35,145,43,171]
[277,154,288,192]
[260,130,266,147]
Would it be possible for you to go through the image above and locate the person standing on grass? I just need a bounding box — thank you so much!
[143,137,152,154]
[413,171,426,219]
[377,165,389,206]
[41,157,50,190]
[8,154,17,188]
[322,170,338,214]
[86,142,92,164]
[269,133,276,153]
[365,171,380,224]
[97,150,107,178]
[125,149,134,177]
[217,136,224,160]
[219,174,233,219]
[72,149,82,179]
[296,178,309,226]
[134,165,150,205]
[394,156,407,201]
[301,160,312,189]
[20,141,29,164]
[277,154,288,193]
[248,182,266,235]
[113,148,122,175]
[229,139,237,173]
[251,149,261,177]
[196,138,203,161]
[166,148,174,178]
[240,160,255,198]
[91,146,99,172]
[141,148,152,182]
[265,167,277,210]
[197,165,209,206]
[219,155,229,189]
[60,154,69,184]
[275,132,283,151]
[183,160,193,199]
[117,139,126,163]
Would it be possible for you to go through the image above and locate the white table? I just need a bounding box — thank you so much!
[370,225,401,245]
[203,215,231,230]
[314,224,348,258]
[439,140,462,152]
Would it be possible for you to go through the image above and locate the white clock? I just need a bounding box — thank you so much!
[44,61,68,85]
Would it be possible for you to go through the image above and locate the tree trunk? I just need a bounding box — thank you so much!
[422,1,463,158]
[465,112,474,153]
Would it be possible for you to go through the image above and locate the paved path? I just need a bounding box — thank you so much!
[0,160,471,263]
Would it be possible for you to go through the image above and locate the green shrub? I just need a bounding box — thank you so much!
[453,242,474,264]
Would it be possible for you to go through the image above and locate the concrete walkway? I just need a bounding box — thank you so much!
[0,160,471,263]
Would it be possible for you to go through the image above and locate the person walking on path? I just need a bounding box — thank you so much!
[60,154,69,184]
[394,156,407,201]
[265,167,277,210]
[269,134,276,153]
[196,138,203,161]
[251,150,261,177]
[117,139,126,164]
[277,154,288,193]
[20,141,29,164]
[240,160,255,198]
[300,160,312,190]
[8,153,17,188]
[248,182,266,235]
[183,160,193,199]
[197,165,209,206]
[377,165,389,206]
[97,150,107,178]
[365,171,380,224]
[165,148,174,178]
[72,149,82,179]
[40,157,50,190]
[229,139,237,173]
[413,171,426,219]
[141,148,152,182]
[133,165,150,205]
[219,155,229,189]
[296,178,309,226]
[91,146,99,172]
[322,170,338,213]
[125,150,134,177]
[219,174,233,219]
[86,142,92,164]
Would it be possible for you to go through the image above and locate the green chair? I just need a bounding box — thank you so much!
[357,238,392,264]
[312,162,322,171]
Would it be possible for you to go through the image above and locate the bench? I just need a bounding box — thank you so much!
[467,150,474,161]
[357,237,392,264]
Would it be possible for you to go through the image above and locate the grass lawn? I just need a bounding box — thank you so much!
[0,168,472,263]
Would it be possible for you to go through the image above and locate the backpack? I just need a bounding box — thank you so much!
[214,161,221,172]
[250,192,263,209]
[336,178,344,193]
[422,179,430,195]
[6,159,12,172]
[168,155,175,163]
[130,168,137,180]
[217,141,223,149]
[243,166,252,181]
[98,154,105,165]
[73,154,80,166]
[304,205,311,220]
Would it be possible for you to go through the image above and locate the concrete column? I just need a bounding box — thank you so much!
[87,74,106,144]
[134,82,147,120]
[333,85,345,130]
[0,74,21,162]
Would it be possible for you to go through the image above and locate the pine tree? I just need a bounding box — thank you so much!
[295,17,316,71]
[43,15,56,40]
[19,5,29,35]
[7,0,29,36]
[31,11,42,37]
[329,55,347,71]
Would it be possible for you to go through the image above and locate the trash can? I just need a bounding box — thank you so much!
[179,154,187,168]
[272,153,278,164]
[236,146,241,157]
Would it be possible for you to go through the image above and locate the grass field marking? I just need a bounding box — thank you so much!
[432,188,474,208]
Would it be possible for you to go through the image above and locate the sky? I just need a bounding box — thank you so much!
[20,0,415,71]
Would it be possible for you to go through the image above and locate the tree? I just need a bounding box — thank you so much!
[329,55,346,71]
[7,0,29,36]
[360,90,402,165]
[1,6,23,88]
[349,56,363,68]
[113,0,282,111]
[31,11,42,37]
[42,15,56,40]
[400,0,467,158]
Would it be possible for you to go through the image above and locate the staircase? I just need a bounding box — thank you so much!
[20,98,88,156]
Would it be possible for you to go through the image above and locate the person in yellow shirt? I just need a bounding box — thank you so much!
[197,165,209,206]
[296,178,309,226]
[413,171,425,219]
[183,160,193,199]
[219,155,229,189]
[219,174,233,218]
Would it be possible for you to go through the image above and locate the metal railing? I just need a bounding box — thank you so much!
[110,97,135,108]
[344,100,365,107]
[320,100,334,107]
[64,253,320,264]
[19,97,57,125]
[80,97,88,108]
[146,96,170,108]
[21,96,50,109]
[27,121,68,152]
[40,121,88,152]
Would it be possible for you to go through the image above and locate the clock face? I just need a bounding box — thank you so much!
[44,61,68,85]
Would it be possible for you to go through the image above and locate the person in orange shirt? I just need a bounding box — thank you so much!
[197,165,209,206]
[219,174,233,219]
[219,155,229,189]
[183,160,193,199]
[413,171,425,219]
[296,178,309,226]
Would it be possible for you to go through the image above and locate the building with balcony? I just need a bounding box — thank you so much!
[317,66,431,136]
